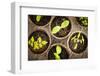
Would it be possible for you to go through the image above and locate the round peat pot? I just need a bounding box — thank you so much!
[68,31,88,54]
[29,15,51,26]
[28,30,50,54]
[76,17,88,27]
[51,16,71,39]
[48,44,69,60]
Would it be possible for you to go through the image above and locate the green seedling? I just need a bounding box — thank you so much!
[79,17,88,26]
[51,20,70,34]
[36,15,42,22]
[28,36,48,50]
[71,32,85,50]
[53,45,62,60]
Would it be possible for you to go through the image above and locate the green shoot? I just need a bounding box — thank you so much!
[56,45,62,54]
[28,36,48,50]
[36,15,42,22]
[51,26,61,34]
[61,20,69,28]
[71,32,85,50]
[54,53,60,60]
[53,45,62,60]
[52,19,70,35]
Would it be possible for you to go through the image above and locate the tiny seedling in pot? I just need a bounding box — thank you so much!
[53,45,62,60]
[28,36,48,50]
[51,20,69,34]
[71,32,85,50]
[78,17,88,27]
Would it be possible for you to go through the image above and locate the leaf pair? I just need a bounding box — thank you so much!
[53,45,62,60]
[52,20,69,34]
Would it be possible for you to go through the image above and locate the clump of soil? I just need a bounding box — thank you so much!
[48,45,69,60]
[76,17,88,27]
[51,16,71,38]
[29,15,51,26]
[28,30,50,54]
[68,32,88,53]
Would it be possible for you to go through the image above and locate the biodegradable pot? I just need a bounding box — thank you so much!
[50,16,71,39]
[76,17,88,27]
[48,43,69,60]
[29,15,51,26]
[28,29,51,54]
[67,31,88,54]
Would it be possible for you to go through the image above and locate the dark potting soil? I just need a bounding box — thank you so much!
[28,30,50,54]
[69,32,88,53]
[51,16,71,37]
[48,45,69,60]
[29,15,51,26]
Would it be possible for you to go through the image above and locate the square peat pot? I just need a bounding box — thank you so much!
[11,2,97,74]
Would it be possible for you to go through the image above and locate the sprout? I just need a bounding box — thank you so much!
[36,15,42,22]
[28,36,48,50]
[79,17,88,27]
[53,45,62,60]
[56,45,62,54]
[70,32,85,50]
[52,19,70,34]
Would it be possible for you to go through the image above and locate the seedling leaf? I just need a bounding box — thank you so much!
[34,41,39,50]
[42,41,48,45]
[77,32,80,38]
[52,26,61,34]
[38,37,42,43]
[74,43,78,49]
[54,53,60,60]
[61,20,69,28]
[56,45,62,54]
[36,15,41,22]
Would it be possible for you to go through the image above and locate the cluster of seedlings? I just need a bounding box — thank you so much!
[28,15,88,60]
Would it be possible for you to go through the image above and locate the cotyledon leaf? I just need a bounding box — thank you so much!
[54,53,60,60]
[56,45,62,54]
[38,37,42,43]
[61,20,69,28]
[51,26,61,34]
[36,15,42,22]
[74,43,78,49]
[77,32,80,38]
[42,41,48,45]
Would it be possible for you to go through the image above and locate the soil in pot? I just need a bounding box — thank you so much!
[29,15,51,26]
[28,30,50,54]
[48,45,69,60]
[51,16,71,38]
[68,32,88,53]
[76,17,88,27]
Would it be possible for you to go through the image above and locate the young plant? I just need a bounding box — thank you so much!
[28,36,48,50]
[79,17,88,27]
[53,45,62,60]
[36,15,42,22]
[71,32,85,50]
[51,20,69,34]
